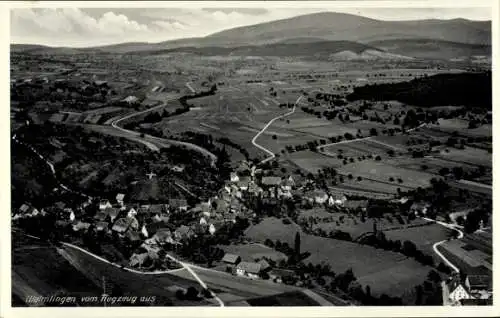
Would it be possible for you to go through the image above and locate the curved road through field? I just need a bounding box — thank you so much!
[422,217,464,273]
[12,229,225,306]
[12,135,92,200]
[316,123,427,152]
[110,96,217,165]
[252,95,303,165]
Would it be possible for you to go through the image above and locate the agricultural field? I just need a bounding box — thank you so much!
[299,208,431,239]
[337,161,437,189]
[336,178,409,195]
[218,243,288,263]
[427,119,492,139]
[383,224,452,262]
[437,238,492,274]
[286,151,340,173]
[435,146,492,168]
[245,217,433,297]
[387,157,476,176]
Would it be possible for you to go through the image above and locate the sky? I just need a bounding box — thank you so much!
[10,6,493,47]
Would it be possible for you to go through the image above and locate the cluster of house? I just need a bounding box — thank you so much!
[220,253,293,283]
[446,271,493,306]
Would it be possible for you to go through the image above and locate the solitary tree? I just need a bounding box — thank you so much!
[294,232,301,259]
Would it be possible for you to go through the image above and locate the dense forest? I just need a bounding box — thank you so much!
[347,72,491,109]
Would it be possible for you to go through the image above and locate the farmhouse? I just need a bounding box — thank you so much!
[328,194,348,206]
[313,190,329,204]
[112,218,132,234]
[149,204,167,215]
[72,221,91,232]
[257,259,271,271]
[465,273,492,299]
[126,230,141,243]
[99,199,113,210]
[95,221,109,232]
[123,95,139,104]
[409,201,432,216]
[103,207,120,222]
[154,229,175,244]
[174,225,196,241]
[281,177,295,191]
[116,193,125,206]
[448,278,472,304]
[169,199,188,211]
[261,176,282,187]
[230,172,240,182]
[269,268,295,283]
[16,203,39,218]
[344,200,369,211]
[222,253,241,266]
[237,177,251,191]
[129,253,149,268]
[126,207,138,217]
[236,261,262,279]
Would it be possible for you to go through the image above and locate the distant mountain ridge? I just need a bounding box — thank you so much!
[11,11,491,60]
[206,12,491,46]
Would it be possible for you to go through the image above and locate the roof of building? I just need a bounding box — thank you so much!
[112,218,131,233]
[126,230,141,241]
[54,201,67,210]
[149,204,166,214]
[257,259,271,270]
[116,193,125,201]
[123,96,138,103]
[103,207,120,218]
[261,176,282,186]
[222,253,241,264]
[467,274,492,289]
[95,221,109,231]
[269,268,295,277]
[344,200,369,209]
[169,199,188,208]
[410,201,431,209]
[312,190,328,197]
[154,229,172,242]
[447,277,464,293]
[175,225,194,236]
[73,221,91,231]
[129,253,149,267]
[94,212,108,221]
[236,261,262,274]
[19,204,31,213]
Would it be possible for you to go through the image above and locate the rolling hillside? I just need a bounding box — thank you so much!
[207,12,491,46]
[368,39,492,60]
[140,40,381,58]
[11,11,491,59]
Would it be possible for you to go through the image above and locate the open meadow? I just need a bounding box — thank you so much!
[245,217,433,297]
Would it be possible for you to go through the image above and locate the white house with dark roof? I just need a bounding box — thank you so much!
[99,199,112,210]
[222,253,241,265]
[116,193,125,206]
[236,261,262,279]
[230,172,240,182]
[448,278,472,304]
[261,176,282,187]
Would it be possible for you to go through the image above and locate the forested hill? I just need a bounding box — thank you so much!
[346,72,492,109]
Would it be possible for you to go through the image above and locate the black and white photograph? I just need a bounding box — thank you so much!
[3,0,497,315]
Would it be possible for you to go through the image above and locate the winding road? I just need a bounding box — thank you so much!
[252,95,303,165]
[109,95,217,165]
[422,217,464,273]
[316,123,427,152]
[12,229,225,306]
[12,135,92,200]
